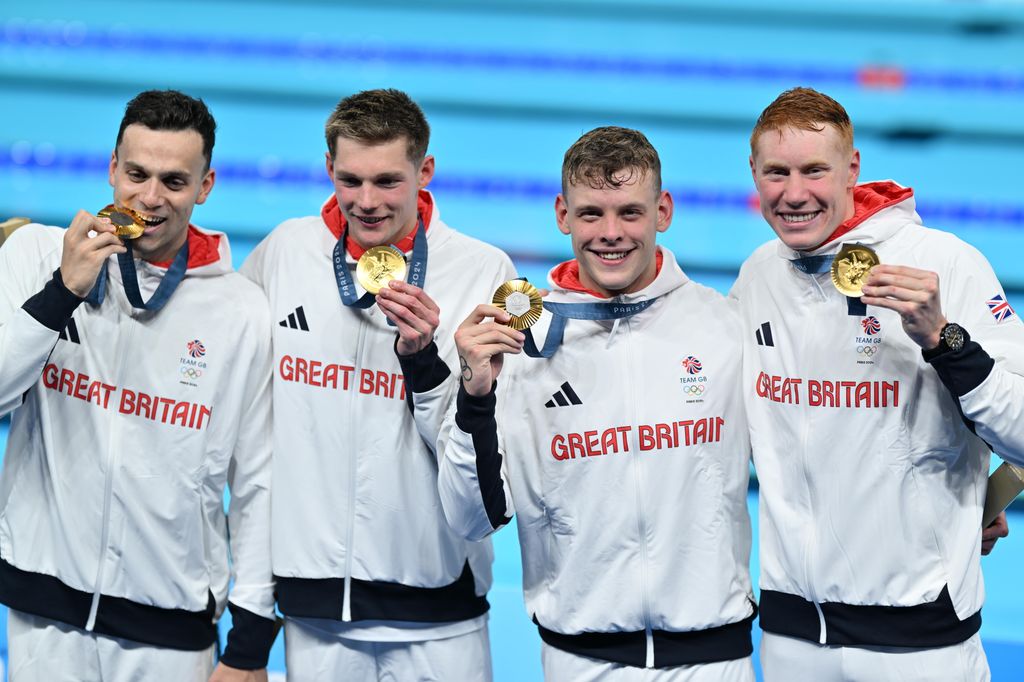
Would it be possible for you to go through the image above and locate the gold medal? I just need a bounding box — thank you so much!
[831,244,880,297]
[493,279,543,330]
[97,204,146,240]
[356,245,407,294]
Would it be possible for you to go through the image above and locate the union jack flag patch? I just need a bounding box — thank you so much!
[187,339,207,358]
[861,316,881,335]
[681,356,703,375]
[987,295,1016,323]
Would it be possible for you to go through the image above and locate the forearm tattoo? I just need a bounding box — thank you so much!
[460,355,473,382]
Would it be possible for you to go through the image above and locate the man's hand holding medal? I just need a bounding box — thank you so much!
[58,205,142,298]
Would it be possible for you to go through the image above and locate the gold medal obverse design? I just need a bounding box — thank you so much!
[831,244,880,297]
[493,279,543,330]
[357,245,407,294]
[97,204,146,240]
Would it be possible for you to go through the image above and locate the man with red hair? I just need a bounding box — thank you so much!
[733,86,1024,681]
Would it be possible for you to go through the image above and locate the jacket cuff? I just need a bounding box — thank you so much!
[455,382,497,433]
[395,339,451,393]
[923,335,994,398]
[220,602,277,670]
[22,269,83,332]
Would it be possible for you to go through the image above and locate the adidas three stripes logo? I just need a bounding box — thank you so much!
[545,382,583,408]
[279,306,310,331]
[755,321,774,347]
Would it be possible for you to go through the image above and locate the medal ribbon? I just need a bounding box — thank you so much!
[84,240,190,312]
[523,297,659,358]
[332,217,427,315]
[790,254,867,316]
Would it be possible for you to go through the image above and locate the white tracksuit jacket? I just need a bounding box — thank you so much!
[241,191,515,627]
[730,181,1024,648]
[0,224,276,668]
[438,248,756,668]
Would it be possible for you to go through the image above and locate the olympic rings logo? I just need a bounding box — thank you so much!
[180,367,203,379]
[856,345,877,356]
[682,384,706,396]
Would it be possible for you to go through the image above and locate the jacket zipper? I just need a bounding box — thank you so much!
[624,316,655,667]
[800,286,824,644]
[86,299,133,631]
[341,317,367,621]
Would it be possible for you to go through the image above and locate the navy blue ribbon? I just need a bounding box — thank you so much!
[790,254,867,317]
[332,218,427,325]
[84,239,190,312]
[790,254,833,275]
[524,297,660,358]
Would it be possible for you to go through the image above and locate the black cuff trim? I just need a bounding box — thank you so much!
[395,339,451,394]
[0,556,217,650]
[275,561,489,623]
[759,586,981,647]
[454,383,509,529]
[536,605,756,668]
[21,269,83,332]
[923,334,994,399]
[455,382,497,433]
[220,602,277,670]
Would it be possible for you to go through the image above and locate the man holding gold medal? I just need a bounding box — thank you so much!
[0,90,276,680]
[439,127,757,680]
[732,87,1024,680]
[241,89,514,680]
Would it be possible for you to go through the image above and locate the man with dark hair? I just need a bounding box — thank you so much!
[440,126,756,681]
[733,86,1024,680]
[241,88,514,680]
[0,89,275,680]
[115,89,218,170]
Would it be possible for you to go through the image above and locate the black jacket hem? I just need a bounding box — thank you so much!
[536,606,756,668]
[759,586,981,647]
[0,556,217,650]
[275,561,489,623]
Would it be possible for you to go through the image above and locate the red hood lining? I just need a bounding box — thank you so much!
[816,181,913,249]
[149,226,221,269]
[551,249,664,298]
[320,190,434,259]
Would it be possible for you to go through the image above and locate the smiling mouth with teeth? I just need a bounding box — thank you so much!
[780,212,821,224]
[357,216,386,225]
[593,250,631,261]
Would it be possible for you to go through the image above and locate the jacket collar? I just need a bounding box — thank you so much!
[317,190,442,261]
[320,189,434,258]
[777,180,919,260]
[545,246,687,305]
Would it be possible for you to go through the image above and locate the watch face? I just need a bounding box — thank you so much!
[943,324,965,351]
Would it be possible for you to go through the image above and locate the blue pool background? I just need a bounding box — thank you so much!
[3,0,1024,678]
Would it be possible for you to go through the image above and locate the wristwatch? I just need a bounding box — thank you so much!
[940,322,966,351]
[929,322,966,355]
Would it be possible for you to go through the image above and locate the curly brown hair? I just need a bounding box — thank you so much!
[562,126,661,195]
